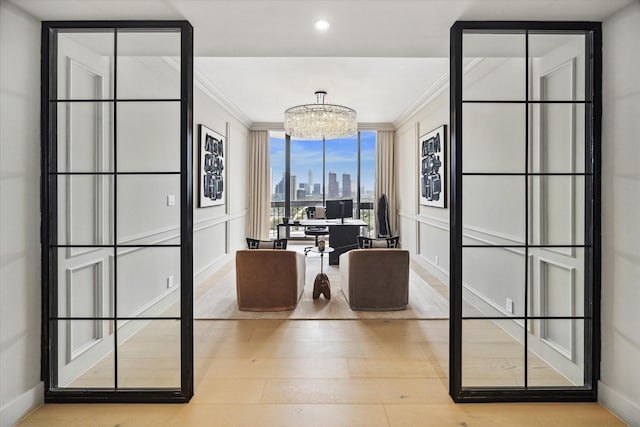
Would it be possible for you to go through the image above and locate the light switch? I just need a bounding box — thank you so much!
[167,194,176,206]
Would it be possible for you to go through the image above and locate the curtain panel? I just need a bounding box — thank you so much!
[375,130,397,236]
[248,130,270,239]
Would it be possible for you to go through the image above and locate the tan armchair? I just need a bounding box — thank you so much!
[236,249,305,311]
[340,249,409,311]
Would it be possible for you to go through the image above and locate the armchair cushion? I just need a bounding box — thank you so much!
[236,249,305,311]
[340,249,409,310]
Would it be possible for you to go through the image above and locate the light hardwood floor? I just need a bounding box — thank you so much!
[18,319,625,427]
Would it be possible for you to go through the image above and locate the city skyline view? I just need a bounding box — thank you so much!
[269,131,376,202]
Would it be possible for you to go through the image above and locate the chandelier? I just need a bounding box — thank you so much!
[284,91,357,140]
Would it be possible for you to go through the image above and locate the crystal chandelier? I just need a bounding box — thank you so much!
[284,91,357,140]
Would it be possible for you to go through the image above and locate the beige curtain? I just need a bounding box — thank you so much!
[248,130,270,239]
[375,130,397,236]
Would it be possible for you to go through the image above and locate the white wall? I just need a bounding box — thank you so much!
[396,85,450,283]
[599,2,640,424]
[0,4,43,427]
[192,80,249,282]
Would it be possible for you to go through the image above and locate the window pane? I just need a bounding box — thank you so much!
[529,175,585,247]
[529,32,586,101]
[55,319,115,388]
[269,131,286,237]
[117,102,180,172]
[326,134,358,219]
[57,175,113,246]
[117,30,181,100]
[462,103,525,173]
[462,175,525,246]
[291,137,323,221]
[360,131,376,234]
[57,248,114,318]
[462,247,526,318]
[55,30,114,100]
[117,247,181,318]
[116,174,180,245]
[56,101,114,173]
[116,319,181,388]
[463,31,526,101]
[462,319,524,387]
[527,319,585,387]
[530,104,586,174]
[528,248,585,318]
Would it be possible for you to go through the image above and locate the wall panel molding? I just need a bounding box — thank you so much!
[65,259,104,363]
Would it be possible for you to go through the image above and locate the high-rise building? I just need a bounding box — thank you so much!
[308,169,312,192]
[313,183,321,196]
[296,188,307,200]
[274,172,285,200]
[342,173,352,198]
[328,172,339,199]
[291,175,297,200]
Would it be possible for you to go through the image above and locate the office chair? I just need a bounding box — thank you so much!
[304,206,329,255]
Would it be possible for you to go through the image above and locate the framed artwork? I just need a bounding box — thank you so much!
[419,124,446,208]
[198,124,225,207]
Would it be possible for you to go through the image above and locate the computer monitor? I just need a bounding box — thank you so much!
[325,199,353,222]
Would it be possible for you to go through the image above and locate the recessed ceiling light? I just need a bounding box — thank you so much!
[315,19,330,31]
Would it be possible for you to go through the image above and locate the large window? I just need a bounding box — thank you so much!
[269,131,376,238]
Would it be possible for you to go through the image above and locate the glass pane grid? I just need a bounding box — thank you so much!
[47,23,189,397]
[458,27,595,396]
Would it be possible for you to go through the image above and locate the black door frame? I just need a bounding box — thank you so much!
[41,20,194,403]
[449,21,602,402]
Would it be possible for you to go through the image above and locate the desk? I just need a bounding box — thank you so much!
[277,219,366,265]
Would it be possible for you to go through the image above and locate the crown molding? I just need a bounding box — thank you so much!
[392,58,486,129]
[250,122,283,131]
[250,122,395,132]
[193,68,252,128]
[393,70,449,129]
[163,57,252,128]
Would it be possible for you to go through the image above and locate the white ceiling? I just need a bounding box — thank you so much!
[195,57,449,123]
[11,0,633,124]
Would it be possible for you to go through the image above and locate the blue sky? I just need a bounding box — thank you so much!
[269,131,376,195]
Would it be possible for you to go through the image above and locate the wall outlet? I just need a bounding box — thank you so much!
[506,298,514,314]
[434,255,439,265]
[167,194,176,206]
[167,275,174,288]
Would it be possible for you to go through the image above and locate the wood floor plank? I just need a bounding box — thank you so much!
[202,357,350,379]
[19,319,625,427]
[161,404,390,427]
[260,378,451,405]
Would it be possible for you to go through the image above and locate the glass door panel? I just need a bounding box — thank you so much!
[451,22,600,401]
[43,21,193,402]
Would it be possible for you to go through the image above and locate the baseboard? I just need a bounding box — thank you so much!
[411,253,449,285]
[0,382,43,427]
[599,381,640,426]
[194,253,233,285]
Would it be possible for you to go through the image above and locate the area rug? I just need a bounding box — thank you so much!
[194,253,449,320]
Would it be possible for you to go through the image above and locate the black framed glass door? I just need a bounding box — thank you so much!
[41,21,194,402]
[450,21,601,402]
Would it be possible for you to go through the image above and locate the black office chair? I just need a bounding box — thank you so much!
[304,206,329,255]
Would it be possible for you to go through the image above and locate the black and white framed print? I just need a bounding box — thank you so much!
[419,125,446,208]
[198,124,225,207]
